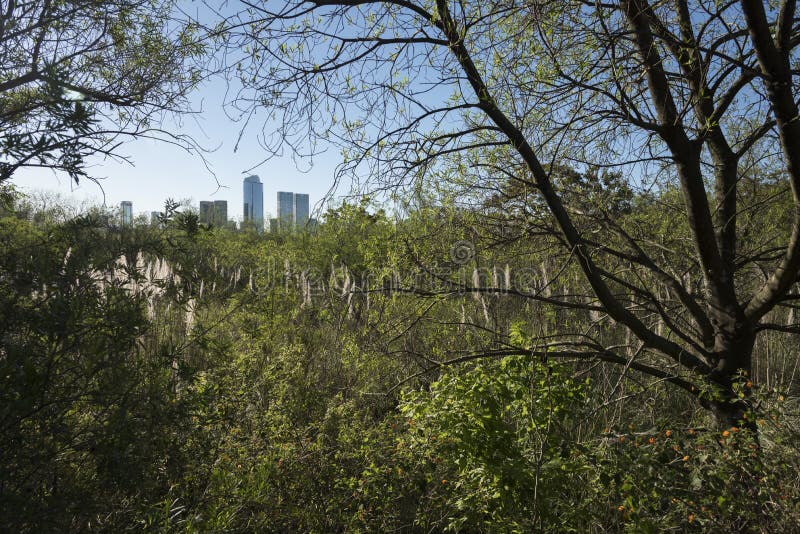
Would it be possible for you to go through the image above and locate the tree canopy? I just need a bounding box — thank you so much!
[219,0,800,426]
[0,0,204,184]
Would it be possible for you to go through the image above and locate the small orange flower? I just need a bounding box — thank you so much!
[688,513,695,523]
[722,430,730,437]
[617,505,625,512]
[682,455,689,462]
[731,427,739,433]
[441,479,447,484]
[746,381,753,388]
[619,436,626,443]
[648,437,656,444]
[688,428,695,435]
[665,430,672,437]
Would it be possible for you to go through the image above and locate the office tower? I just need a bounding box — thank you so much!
[199,201,213,224]
[213,200,228,227]
[277,191,294,227]
[294,193,309,227]
[120,201,132,225]
[243,175,264,231]
[150,211,161,225]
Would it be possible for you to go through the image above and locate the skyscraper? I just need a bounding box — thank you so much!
[243,175,264,231]
[213,200,228,227]
[277,191,294,228]
[294,193,309,227]
[199,201,213,224]
[120,201,132,225]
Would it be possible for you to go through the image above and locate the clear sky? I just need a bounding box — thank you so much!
[9,0,345,223]
[10,73,342,221]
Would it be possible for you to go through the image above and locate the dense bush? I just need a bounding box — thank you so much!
[0,195,798,532]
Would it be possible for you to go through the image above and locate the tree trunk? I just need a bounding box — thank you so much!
[708,325,757,431]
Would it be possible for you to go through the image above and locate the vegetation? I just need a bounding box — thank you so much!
[0,190,797,532]
[3,0,800,531]
[221,0,800,431]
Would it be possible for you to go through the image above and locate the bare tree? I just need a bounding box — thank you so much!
[219,0,800,427]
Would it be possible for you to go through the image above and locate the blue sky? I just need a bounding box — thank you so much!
[8,0,345,222]
[11,73,342,221]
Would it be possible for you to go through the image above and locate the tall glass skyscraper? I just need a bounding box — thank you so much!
[120,201,133,225]
[199,201,213,224]
[243,175,264,231]
[294,193,309,227]
[276,191,310,229]
[213,200,228,227]
[277,191,294,227]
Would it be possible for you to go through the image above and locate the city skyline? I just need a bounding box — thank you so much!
[112,184,314,228]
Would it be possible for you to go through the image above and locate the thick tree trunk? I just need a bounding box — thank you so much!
[707,325,757,431]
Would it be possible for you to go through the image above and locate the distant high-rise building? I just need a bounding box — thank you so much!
[277,191,310,229]
[243,175,264,231]
[198,200,229,227]
[120,201,132,225]
[199,201,213,224]
[294,193,309,227]
[150,211,161,225]
[277,191,294,227]
[213,200,228,227]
